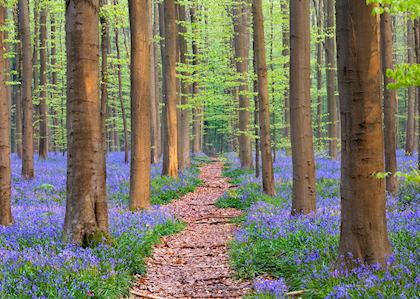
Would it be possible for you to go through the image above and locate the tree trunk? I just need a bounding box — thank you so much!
[161,0,178,177]
[252,0,275,197]
[381,11,398,194]
[336,0,391,266]
[129,0,151,210]
[191,6,201,154]
[64,0,108,245]
[14,8,22,158]
[100,0,109,158]
[149,0,159,165]
[50,16,58,153]
[38,9,48,160]
[325,0,337,159]
[114,28,129,163]
[281,0,290,154]
[414,19,420,170]
[405,19,416,156]
[289,0,316,214]
[233,0,253,169]
[18,0,34,179]
[177,3,191,169]
[253,52,260,178]
[32,1,39,155]
[315,0,323,149]
[153,2,162,163]
[0,6,13,226]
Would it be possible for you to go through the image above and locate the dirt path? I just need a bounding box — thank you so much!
[130,162,251,299]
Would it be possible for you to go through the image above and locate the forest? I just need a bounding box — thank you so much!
[0,0,419,298]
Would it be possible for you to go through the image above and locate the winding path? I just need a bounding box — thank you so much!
[130,161,251,298]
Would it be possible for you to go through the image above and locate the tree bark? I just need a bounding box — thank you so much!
[50,16,58,152]
[414,19,420,170]
[153,2,162,163]
[252,0,275,196]
[289,0,316,214]
[64,0,108,245]
[380,11,398,194]
[281,0,290,155]
[325,0,337,159]
[161,0,179,177]
[177,3,191,169]
[315,0,323,149]
[18,0,34,179]
[191,6,201,154]
[38,8,48,160]
[129,0,151,210]
[336,0,391,266]
[405,19,416,156]
[14,7,22,158]
[114,28,129,163]
[100,0,109,158]
[233,0,253,169]
[149,0,159,165]
[253,51,260,178]
[0,6,13,226]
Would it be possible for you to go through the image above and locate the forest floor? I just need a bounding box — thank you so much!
[129,161,252,299]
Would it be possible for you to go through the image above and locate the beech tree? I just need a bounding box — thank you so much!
[161,0,178,177]
[18,0,34,179]
[128,0,151,210]
[252,0,275,196]
[64,0,109,245]
[233,0,252,169]
[336,0,391,265]
[38,7,48,160]
[381,10,398,194]
[405,19,416,156]
[0,5,13,226]
[289,0,316,214]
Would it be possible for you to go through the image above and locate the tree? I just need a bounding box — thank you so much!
[177,3,191,169]
[100,0,109,157]
[325,0,338,159]
[128,0,151,210]
[336,0,391,266]
[233,0,253,169]
[38,7,48,160]
[252,0,275,196]
[18,0,34,179]
[0,5,13,226]
[289,0,316,214]
[405,19,416,156]
[381,10,398,194]
[415,19,420,169]
[64,0,108,245]
[161,0,178,177]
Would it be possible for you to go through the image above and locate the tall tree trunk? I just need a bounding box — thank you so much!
[161,0,178,177]
[177,3,191,169]
[64,0,108,245]
[129,0,151,210]
[252,0,275,197]
[289,0,316,214]
[38,9,48,159]
[315,0,323,149]
[405,19,416,156]
[153,2,162,163]
[114,28,129,163]
[32,1,39,155]
[325,0,337,159]
[336,0,391,266]
[414,19,420,170]
[100,0,109,157]
[50,16,58,153]
[191,6,201,153]
[381,11,398,194]
[0,6,13,226]
[159,2,168,166]
[18,0,34,179]
[149,0,159,165]
[233,0,253,168]
[14,7,22,158]
[281,0,290,154]
[253,53,260,178]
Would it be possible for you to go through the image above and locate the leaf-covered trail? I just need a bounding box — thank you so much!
[130,161,251,298]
